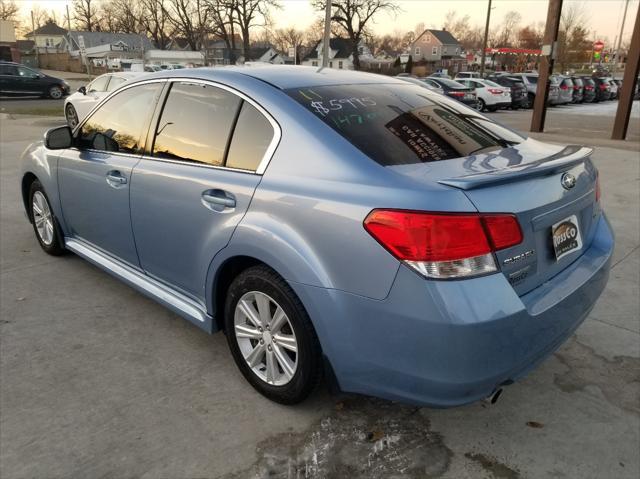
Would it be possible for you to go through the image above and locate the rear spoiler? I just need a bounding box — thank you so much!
[438,145,594,190]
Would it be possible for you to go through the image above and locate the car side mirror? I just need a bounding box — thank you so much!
[45,126,73,150]
[78,86,86,95]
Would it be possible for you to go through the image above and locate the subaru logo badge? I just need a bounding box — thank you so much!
[561,173,576,190]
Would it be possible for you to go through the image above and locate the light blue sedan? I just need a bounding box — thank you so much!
[20,66,614,406]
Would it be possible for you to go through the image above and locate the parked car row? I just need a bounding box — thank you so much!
[398,70,637,112]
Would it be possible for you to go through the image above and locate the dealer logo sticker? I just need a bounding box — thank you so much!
[552,215,583,260]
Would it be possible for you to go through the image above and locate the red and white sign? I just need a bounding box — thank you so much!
[593,41,605,52]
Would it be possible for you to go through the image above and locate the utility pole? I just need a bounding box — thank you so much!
[479,0,492,77]
[31,11,39,68]
[615,0,630,68]
[321,1,332,70]
[612,6,640,139]
[530,0,563,133]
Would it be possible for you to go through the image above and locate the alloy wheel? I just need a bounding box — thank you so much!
[49,86,63,99]
[234,291,298,386]
[32,191,54,246]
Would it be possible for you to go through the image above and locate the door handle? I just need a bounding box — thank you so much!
[106,171,127,187]
[201,190,236,210]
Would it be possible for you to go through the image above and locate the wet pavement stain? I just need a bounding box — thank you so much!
[553,338,640,414]
[223,397,453,479]
[464,452,521,479]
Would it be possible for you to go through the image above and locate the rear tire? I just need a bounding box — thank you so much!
[476,98,485,111]
[224,265,322,404]
[29,180,65,256]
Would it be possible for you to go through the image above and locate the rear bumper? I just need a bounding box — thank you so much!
[491,100,511,109]
[292,214,614,407]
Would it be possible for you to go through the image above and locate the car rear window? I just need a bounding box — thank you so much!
[286,84,523,166]
[573,78,584,87]
[433,78,466,89]
[525,75,538,84]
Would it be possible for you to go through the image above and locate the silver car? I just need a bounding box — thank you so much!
[510,73,559,107]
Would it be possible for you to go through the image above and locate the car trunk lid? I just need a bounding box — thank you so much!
[388,138,600,295]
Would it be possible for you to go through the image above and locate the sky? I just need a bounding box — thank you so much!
[14,0,640,46]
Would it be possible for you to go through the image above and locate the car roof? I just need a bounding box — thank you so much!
[143,65,406,90]
[112,71,143,79]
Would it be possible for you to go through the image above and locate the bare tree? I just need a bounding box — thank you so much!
[312,0,399,70]
[140,0,172,49]
[232,0,280,60]
[73,0,100,31]
[0,0,18,21]
[167,0,211,50]
[557,3,590,71]
[272,27,304,57]
[517,24,543,49]
[494,11,522,47]
[100,0,142,33]
[203,0,239,63]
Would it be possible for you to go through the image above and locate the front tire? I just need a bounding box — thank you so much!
[224,265,322,404]
[48,85,63,99]
[65,104,79,129]
[29,180,65,255]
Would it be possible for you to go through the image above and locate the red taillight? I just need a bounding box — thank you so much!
[560,84,568,90]
[599,83,607,90]
[449,91,465,97]
[488,88,503,95]
[573,85,580,90]
[483,214,523,250]
[363,210,523,278]
[585,85,594,90]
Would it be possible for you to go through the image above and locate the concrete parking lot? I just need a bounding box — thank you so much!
[0,101,639,478]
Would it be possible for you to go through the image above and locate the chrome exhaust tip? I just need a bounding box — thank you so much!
[483,388,503,405]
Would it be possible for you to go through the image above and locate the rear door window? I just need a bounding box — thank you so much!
[286,83,523,166]
[0,65,18,75]
[152,82,241,166]
[226,102,274,171]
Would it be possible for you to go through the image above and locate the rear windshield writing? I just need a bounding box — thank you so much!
[286,84,523,166]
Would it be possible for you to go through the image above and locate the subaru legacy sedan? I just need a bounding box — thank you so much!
[20,67,613,407]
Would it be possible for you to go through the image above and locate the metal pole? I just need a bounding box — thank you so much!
[531,0,563,133]
[31,11,39,68]
[615,0,630,67]
[321,1,332,69]
[479,0,492,77]
[66,3,72,32]
[612,7,640,139]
